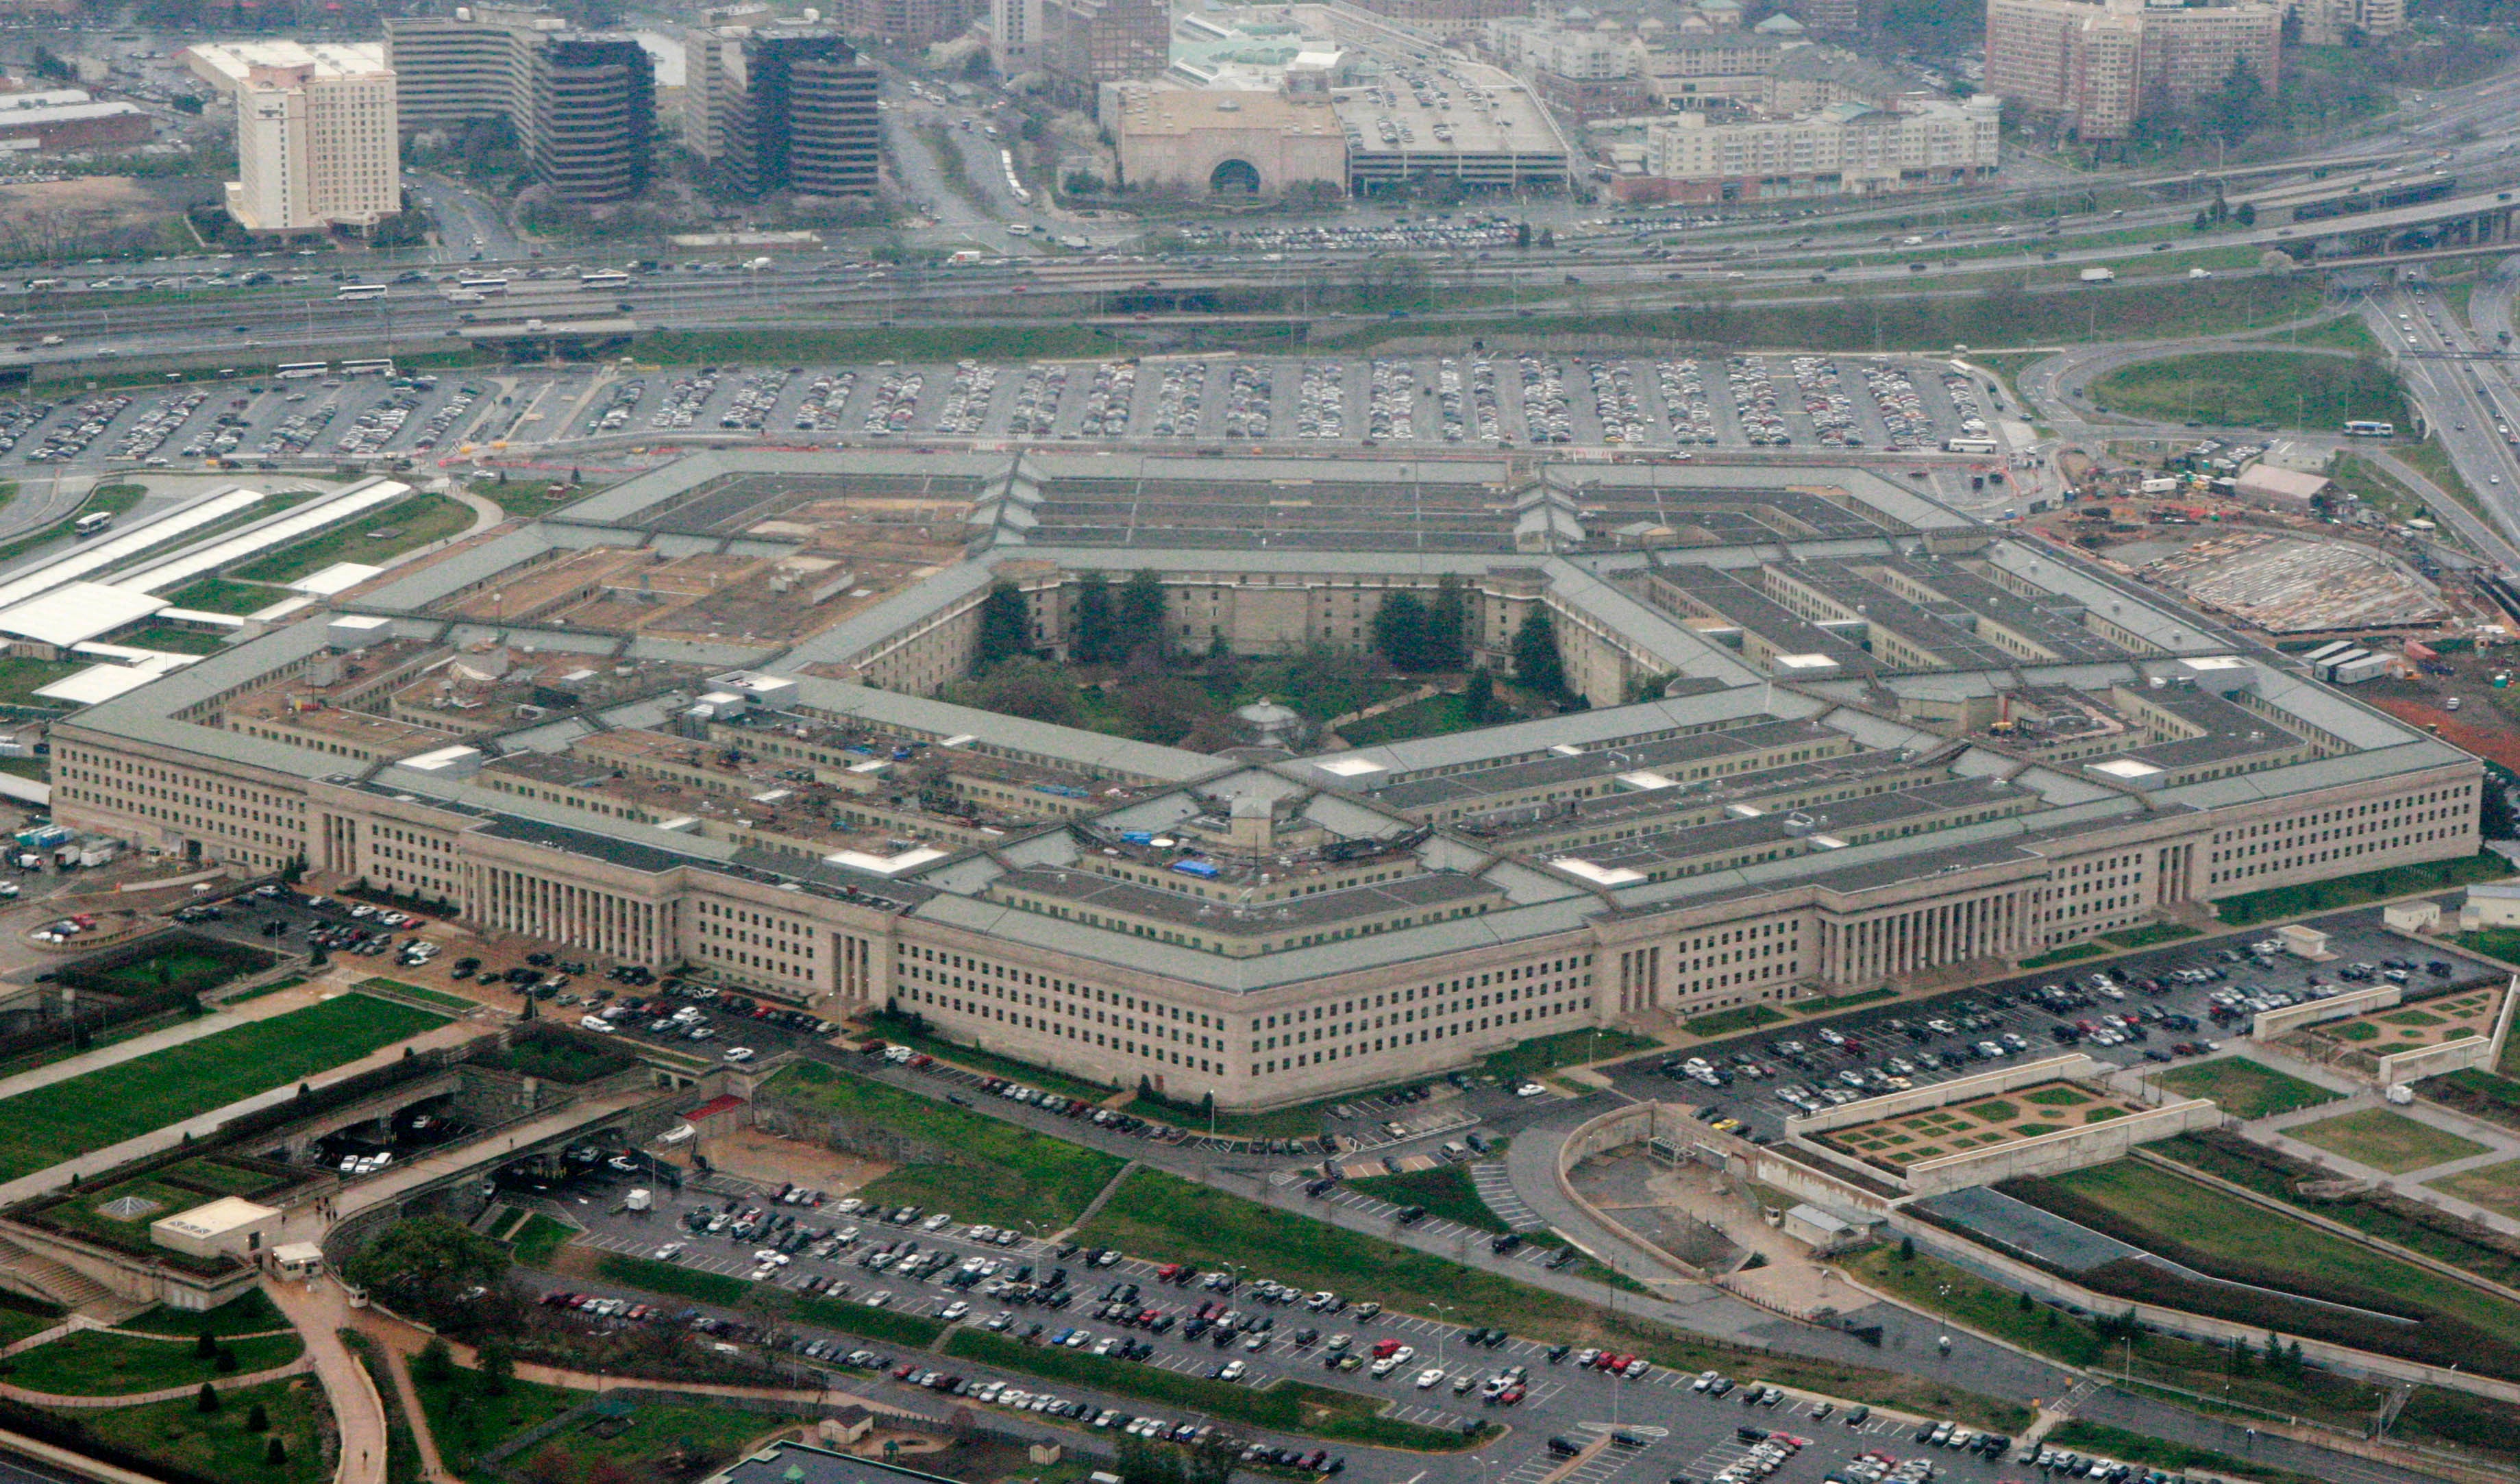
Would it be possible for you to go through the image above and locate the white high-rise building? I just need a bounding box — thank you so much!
[192,42,401,234]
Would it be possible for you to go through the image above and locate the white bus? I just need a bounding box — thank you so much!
[275,362,328,380]
[336,283,388,301]
[73,510,115,536]
[578,269,630,291]
[2343,419,2397,438]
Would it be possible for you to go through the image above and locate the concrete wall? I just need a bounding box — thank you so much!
[2253,984,2397,1041]
[1899,1095,2223,1196]
[1781,1053,2099,1138]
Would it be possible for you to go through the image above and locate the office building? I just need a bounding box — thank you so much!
[1985,0,2280,140]
[191,43,400,234]
[46,450,2482,1112]
[385,6,655,202]
[991,0,1044,74]
[687,27,878,195]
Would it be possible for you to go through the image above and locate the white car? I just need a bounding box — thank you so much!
[1415,1368,1446,1389]
[1515,1082,1548,1098]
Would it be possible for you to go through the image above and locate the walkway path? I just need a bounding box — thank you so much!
[264,1276,387,1484]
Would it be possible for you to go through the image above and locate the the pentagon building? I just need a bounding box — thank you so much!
[49,451,2481,1109]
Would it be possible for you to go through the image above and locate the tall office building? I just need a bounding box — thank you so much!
[190,42,401,233]
[687,26,878,196]
[1986,0,2278,140]
[385,5,654,202]
[991,0,1043,75]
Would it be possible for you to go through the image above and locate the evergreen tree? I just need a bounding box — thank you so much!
[2482,780,2516,841]
[1512,607,1568,700]
[1461,667,1496,725]
[1372,590,1431,670]
[1072,571,1116,664]
[1115,569,1168,663]
[972,580,1031,673]
[1426,574,1470,669]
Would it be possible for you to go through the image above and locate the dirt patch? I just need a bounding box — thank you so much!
[680,1123,894,1193]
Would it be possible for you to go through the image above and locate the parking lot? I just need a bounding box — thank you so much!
[0,351,2005,480]
[542,1173,2037,1484]
[1606,908,2489,1141]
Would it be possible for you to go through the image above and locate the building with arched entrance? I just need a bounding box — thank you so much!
[1114,88,1346,195]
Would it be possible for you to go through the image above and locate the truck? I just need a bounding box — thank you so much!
[2078,267,2116,284]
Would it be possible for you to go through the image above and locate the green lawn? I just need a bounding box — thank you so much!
[2287,1108,2491,1174]
[1076,1168,2029,1433]
[764,1061,1126,1229]
[352,978,478,1013]
[1480,1028,1660,1085]
[71,1375,328,1484]
[2215,851,2510,926]
[2103,923,2200,948]
[2151,1057,2341,1120]
[113,625,231,656]
[0,993,445,1182]
[521,1395,784,1484]
[2017,943,2106,969]
[1681,1006,1785,1039]
[942,1331,1490,1450]
[1344,1165,1523,1237]
[0,1328,304,1396]
[854,1012,1115,1104]
[0,657,86,708]
[508,1213,576,1268]
[1790,988,1897,1015]
[162,577,295,617]
[229,493,473,585]
[2047,1159,2520,1342]
[2042,1421,2325,1484]
[406,1359,579,1478]
[120,1289,287,1339]
[2088,351,2406,430]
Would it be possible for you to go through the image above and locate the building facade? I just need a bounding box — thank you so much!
[199,44,400,234]
[687,27,878,195]
[1985,0,2280,139]
[384,6,654,201]
[1635,96,1998,203]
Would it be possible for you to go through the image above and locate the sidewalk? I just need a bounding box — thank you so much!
[264,1275,388,1484]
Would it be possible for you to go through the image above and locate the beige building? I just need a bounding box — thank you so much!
[1637,95,1999,203]
[1986,0,2280,140]
[1115,88,1346,195]
[47,452,2487,1112]
[190,42,400,233]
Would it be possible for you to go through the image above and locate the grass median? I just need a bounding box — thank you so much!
[763,1061,1126,1228]
[0,993,446,1182]
[942,1329,1492,1450]
[1076,1169,2029,1433]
